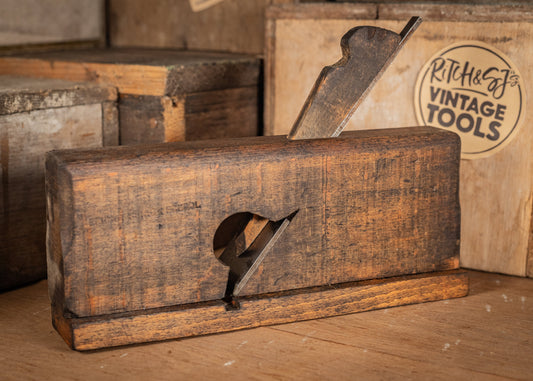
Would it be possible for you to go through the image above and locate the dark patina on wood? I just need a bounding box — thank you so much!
[46,127,466,349]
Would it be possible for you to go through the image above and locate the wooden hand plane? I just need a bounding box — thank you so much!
[46,17,468,350]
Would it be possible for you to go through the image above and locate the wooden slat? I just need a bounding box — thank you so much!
[0,76,116,115]
[266,3,377,20]
[0,57,168,96]
[0,40,102,55]
[378,3,533,22]
[0,49,260,97]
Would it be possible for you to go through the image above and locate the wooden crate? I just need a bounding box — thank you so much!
[0,0,104,51]
[109,0,283,55]
[0,76,118,291]
[265,2,533,277]
[0,48,261,144]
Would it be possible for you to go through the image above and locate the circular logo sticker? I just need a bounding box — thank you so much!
[414,41,525,159]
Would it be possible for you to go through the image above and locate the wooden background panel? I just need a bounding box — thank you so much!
[109,0,273,54]
[266,14,533,277]
[56,136,329,316]
[0,0,104,47]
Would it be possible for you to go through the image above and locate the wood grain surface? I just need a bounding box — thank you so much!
[184,87,259,141]
[265,3,533,277]
[46,127,460,320]
[0,76,117,116]
[109,0,271,54]
[0,271,530,379]
[0,49,260,144]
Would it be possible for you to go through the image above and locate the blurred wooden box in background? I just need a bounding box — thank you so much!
[265,2,533,277]
[0,48,261,144]
[108,0,278,55]
[0,0,104,52]
[0,76,118,291]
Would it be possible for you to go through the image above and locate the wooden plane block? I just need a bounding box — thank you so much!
[54,270,468,351]
[0,75,118,291]
[0,48,261,144]
[47,127,461,330]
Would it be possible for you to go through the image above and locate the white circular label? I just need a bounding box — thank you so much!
[414,41,526,159]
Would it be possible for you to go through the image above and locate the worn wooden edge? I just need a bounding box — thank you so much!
[45,127,458,173]
[0,58,169,96]
[378,3,533,22]
[0,50,261,97]
[264,15,276,136]
[265,3,533,22]
[45,153,74,345]
[164,59,261,96]
[0,80,117,116]
[526,217,533,278]
[0,40,103,55]
[161,96,186,142]
[265,3,377,20]
[54,270,468,351]
[101,101,119,146]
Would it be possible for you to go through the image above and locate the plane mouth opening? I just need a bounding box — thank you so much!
[212,210,299,310]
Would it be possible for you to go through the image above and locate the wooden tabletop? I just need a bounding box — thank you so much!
[1,270,531,380]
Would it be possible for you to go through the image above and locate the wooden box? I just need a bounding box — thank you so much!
[0,48,261,144]
[0,76,118,291]
[0,0,104,52]
[265,2,533,277]
[108,0,269,55]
